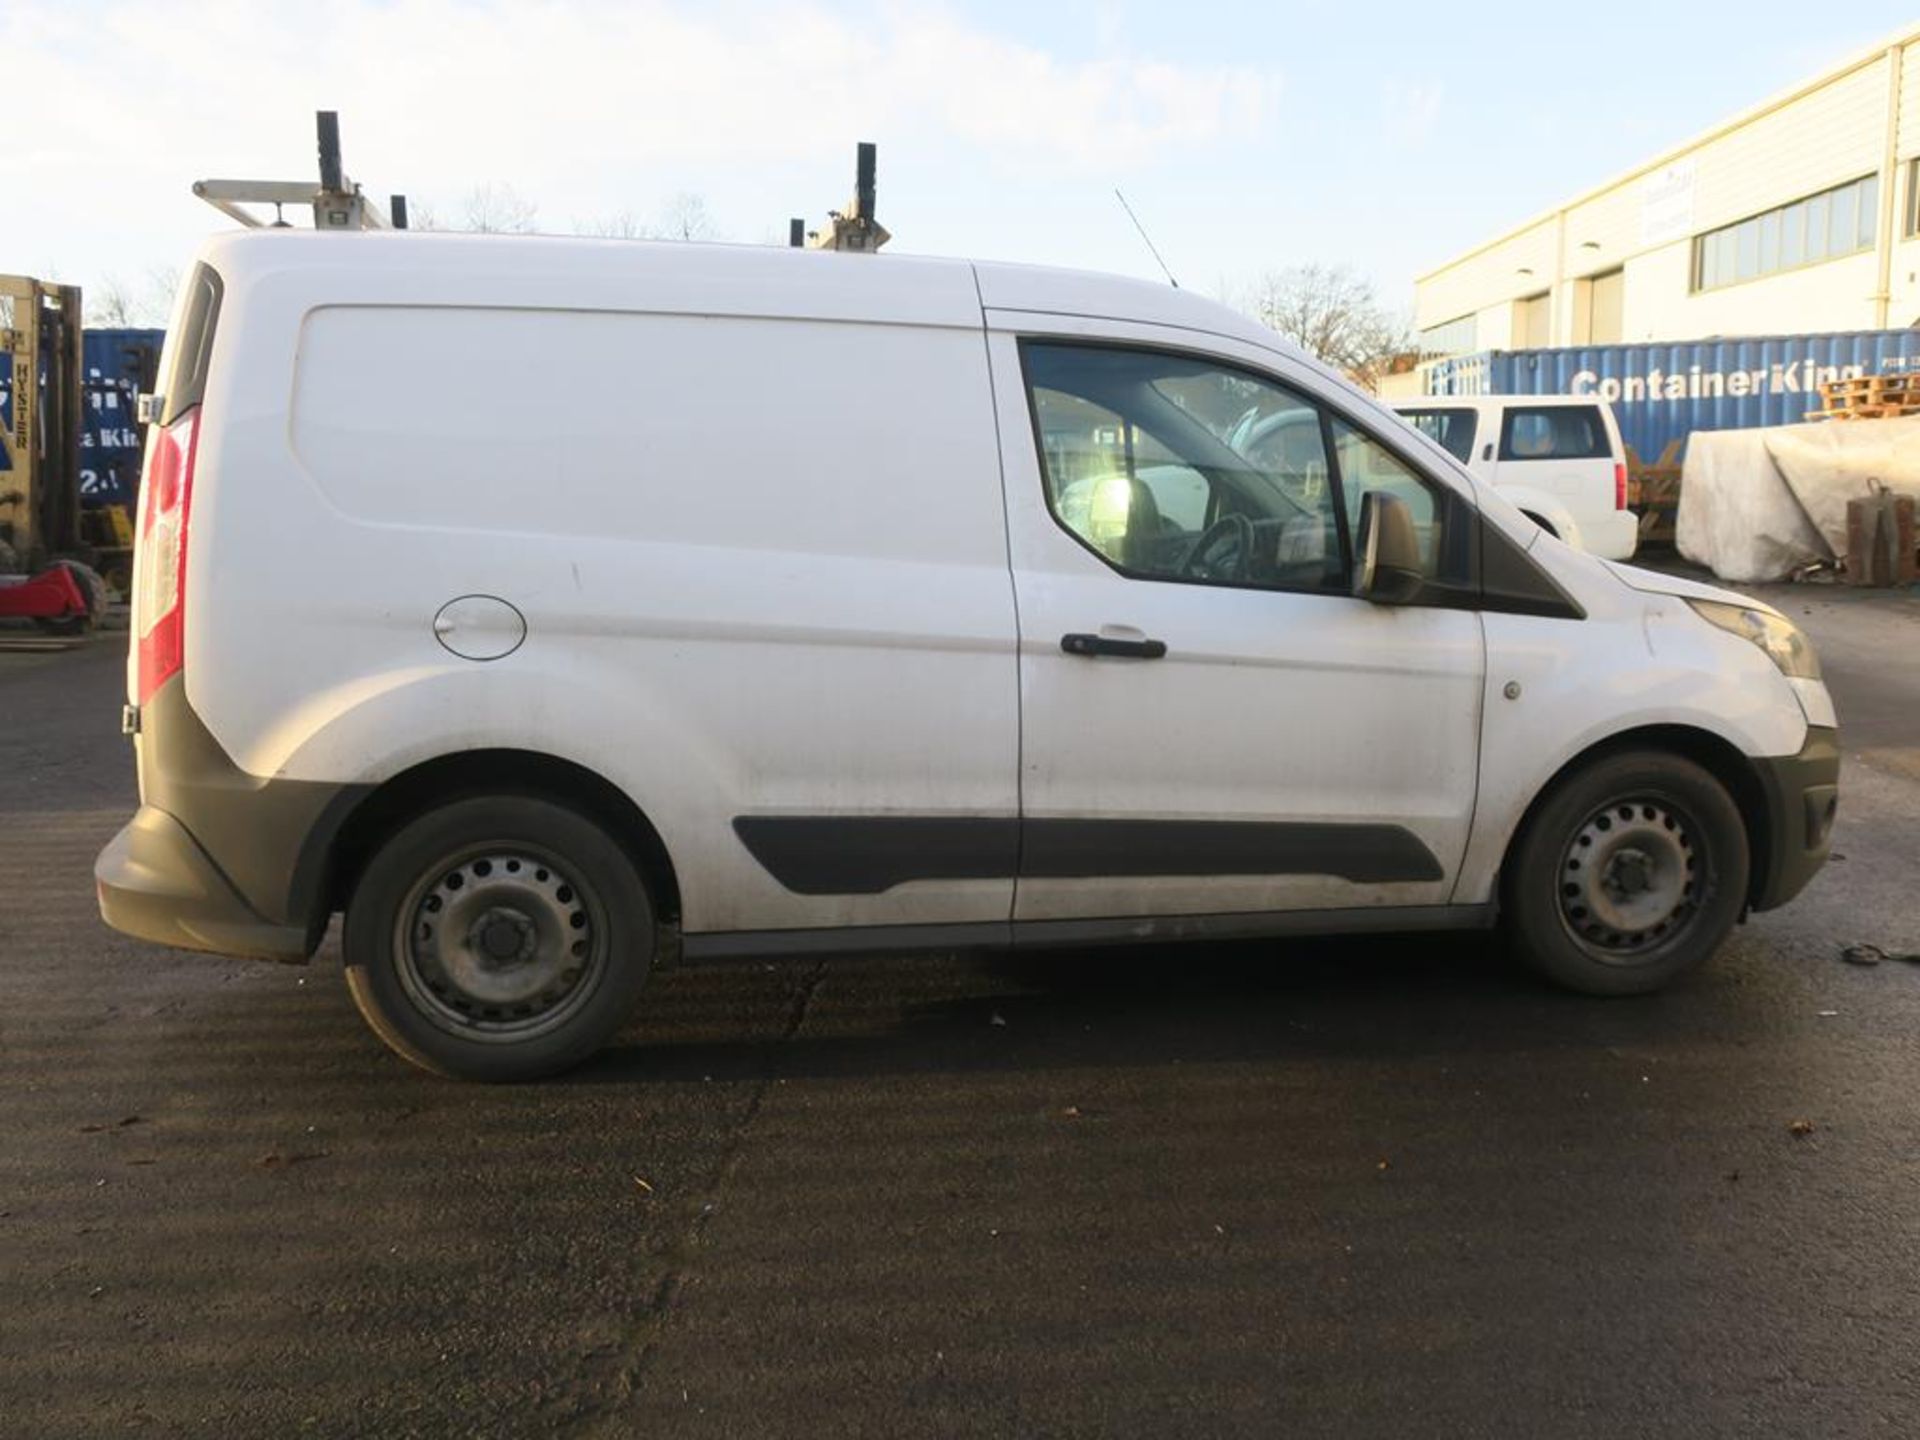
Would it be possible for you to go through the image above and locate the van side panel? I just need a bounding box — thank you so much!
[1452,580,1812,906]
[188,296,1021,934]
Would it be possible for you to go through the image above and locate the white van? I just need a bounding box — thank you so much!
[97,233,1838,1080]
[1393,395,1639,560]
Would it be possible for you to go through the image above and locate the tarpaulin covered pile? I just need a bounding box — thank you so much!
[1677,415,1920,582]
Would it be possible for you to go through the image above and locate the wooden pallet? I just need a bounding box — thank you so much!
[1820,372,1920,396]
[1808,371,1920,420]
[1626,440,1682,546]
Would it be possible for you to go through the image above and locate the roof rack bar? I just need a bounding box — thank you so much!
[191,110,392,231]
[317,111,344,193]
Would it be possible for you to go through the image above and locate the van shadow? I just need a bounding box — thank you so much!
[577,928,1744,1088]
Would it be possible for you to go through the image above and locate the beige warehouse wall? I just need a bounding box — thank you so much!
[1687,58,1888,235]
[1476,300,1517,347]
[1414,41,1909,348]
[1886,236,1920,324]
[1414,219,1556,331]
[1647,249,1881,339]
[1559,184,1641,281]
[1896,38,1920,154]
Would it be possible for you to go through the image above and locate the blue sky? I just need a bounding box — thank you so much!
[3,1,1903,318]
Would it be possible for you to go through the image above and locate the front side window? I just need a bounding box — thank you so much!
[1499,405,1610,462]
[1024,343,1350,593]
[1024,342,1464,593]
[1398,407,1478,464]
[1333,420,1446,578]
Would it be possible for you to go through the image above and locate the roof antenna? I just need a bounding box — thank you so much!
[1115,188,1178,288]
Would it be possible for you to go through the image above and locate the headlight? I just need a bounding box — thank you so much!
[1688,600,1822,679]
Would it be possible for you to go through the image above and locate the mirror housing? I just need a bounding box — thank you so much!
[1353,491,1425,605]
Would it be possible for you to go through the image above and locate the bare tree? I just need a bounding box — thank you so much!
[647,193,719,242]
[461,183,539,234]
[1239,265,1410,392]
[573,209,644,239]
[142,265,180,325]
[86,276,140,327]
[86,268,178,328]
[574,195,723,243]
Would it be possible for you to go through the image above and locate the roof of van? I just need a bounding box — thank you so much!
[198,229,1304,362]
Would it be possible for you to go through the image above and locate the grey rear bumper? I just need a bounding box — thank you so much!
[95,677,368,962]
[96,806,312,961]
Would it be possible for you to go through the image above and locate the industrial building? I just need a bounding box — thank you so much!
[1413,26,1920,357]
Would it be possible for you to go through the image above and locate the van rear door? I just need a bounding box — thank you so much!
[1489,402,1616,512]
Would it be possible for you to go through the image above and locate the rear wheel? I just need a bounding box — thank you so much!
[344,794,656,1080]
[1504,750,1748,995]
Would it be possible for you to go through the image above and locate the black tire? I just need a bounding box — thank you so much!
[1503,750,1749,996]
[343,795,657,1080]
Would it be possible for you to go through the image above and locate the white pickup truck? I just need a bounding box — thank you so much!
[1393,395,1638,560]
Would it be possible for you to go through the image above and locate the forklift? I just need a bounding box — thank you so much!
[0,274,110,635]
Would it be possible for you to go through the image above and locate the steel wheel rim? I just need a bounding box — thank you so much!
[1557,794,1703,963]
[394,844,607,1042]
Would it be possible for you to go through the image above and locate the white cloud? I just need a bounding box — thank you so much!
[1,0,1280,288]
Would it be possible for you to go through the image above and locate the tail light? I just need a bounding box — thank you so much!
[133,408,200,704]
[1614,461,1630,511]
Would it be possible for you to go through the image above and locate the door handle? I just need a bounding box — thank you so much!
[1061,632,1167,660]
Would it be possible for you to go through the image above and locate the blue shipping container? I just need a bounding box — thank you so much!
[1424,329,1920,465]
[0,327,164,506]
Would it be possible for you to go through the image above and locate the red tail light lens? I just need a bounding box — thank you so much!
[134,408,200,704]
[1614,461,1629,511]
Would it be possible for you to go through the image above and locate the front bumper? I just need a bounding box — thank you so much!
[1750,725,1840,912]
[97,807,312,961]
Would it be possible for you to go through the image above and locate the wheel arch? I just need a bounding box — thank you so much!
[1498,723,1773,910]
[321,749,683,928]
[1517,510,1559,538]
[1492,484,1582,549]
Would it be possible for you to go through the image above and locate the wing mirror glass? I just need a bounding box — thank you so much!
[1352,490,1425,605]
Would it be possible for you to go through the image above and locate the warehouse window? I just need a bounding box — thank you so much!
[1693,174,1878,292]
[1417,314,1477,358]
[1906,157,1920,236]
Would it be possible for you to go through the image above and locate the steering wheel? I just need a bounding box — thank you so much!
[1182,512,1256,581]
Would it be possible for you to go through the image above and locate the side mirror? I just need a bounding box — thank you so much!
[1353,491,1425,605]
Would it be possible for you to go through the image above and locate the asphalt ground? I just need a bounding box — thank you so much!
[3,582,1918,1438]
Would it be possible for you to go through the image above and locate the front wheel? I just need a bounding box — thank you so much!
[1504,751,1749,996]
[344,795,657,1080]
